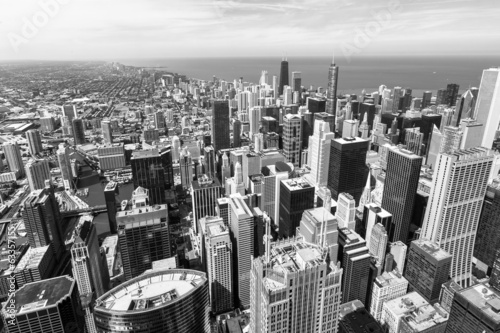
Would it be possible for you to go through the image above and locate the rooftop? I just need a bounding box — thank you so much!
[375,271,408,288]
[4,275,75,315]
[411,239,452,261]
[457,283,500,323]
[384,292,428,316]
[401,303,448,331]
[95,269,206,313]
[282,177,313,191]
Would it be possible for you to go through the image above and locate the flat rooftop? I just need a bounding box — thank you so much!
[6,275,74,315]
[412,239,452,261]
[375,271,408,288]
[96,270,206,312]
[384,292,428,316]
[458,283,500,323]
[282,178,313,191]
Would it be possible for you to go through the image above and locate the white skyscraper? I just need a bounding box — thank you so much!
[370,271,409,322]
[307,120,335,186]
[474,68,500,148]
[283,85,293,105]
[369,223,388,268]
[3,141,24,178]
[283,114,302,167]
[57,143,73,190]
[25,159,50,191]
[249,106,262,137]
[172,136,181,162]
[335,193,356,230]
[390,241,407,274]
[26,129,43,156]
[421,147,494,287]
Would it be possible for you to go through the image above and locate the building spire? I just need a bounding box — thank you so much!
[331,48,335,65]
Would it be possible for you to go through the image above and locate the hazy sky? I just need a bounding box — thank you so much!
[0,0,499,60]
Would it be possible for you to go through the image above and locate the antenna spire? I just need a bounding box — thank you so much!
[332,48,335,65]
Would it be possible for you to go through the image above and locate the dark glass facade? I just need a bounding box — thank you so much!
[72,118,86,145]
[474,183,500,269]
[104,181,119,234]
[278,180,314,238]
[211,100,231,151]
[130,150,166,205]
[278,60,289,96]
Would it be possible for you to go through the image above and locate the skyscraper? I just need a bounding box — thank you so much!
[23,187,65,262]
[291,71,301,93]
[101,119,113,144]
[25,129,43,156]
[370,271,409,322]
[278,178,315,238]
[404,239,452,305]
[3,141,24,177]
[278,58,289,96]
[336,193,357,231]
[104,181,119,234]
[203,218,233,314]
[212,100,231,151]
[191,174,222,233]
[307,120,335,186]
[339,300,383,333]
[282,114,302,167]
[250,238,343,333]
[57,143,73,190]
[130,149,166,205]
[62,104,77,121]
[233,119,241,148]
[249,106,262,137]
[326,54,339,117]
[72,118,86,145]
[117,187,171,280]
[381,147,422,242]
[25,159,50,191]
[474,68,500,148]
[179,147,193,189]
[446,83,460,106]
[327,137,369,205]
[422,147,494,287]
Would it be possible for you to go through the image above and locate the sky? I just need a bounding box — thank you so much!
[0,0,499,61]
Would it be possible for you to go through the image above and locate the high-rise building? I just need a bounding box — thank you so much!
[1,276,83,333]
[369,223,389,269]
[39,116,56,132]
[381,147,422,242]
[101,119,113,144]
[390,241,407,274]
[104,181,119,234]
[404,239,452,305]
[72,118,86,145]
[117,187,171,280]
[278,178,315,238]
[23,187,65,262]
[203,218,233,314]
[233,119,241,148]
[94,269,210,332]
[154,111,165,130]
[71,220,110,333]
[446,83,460,106]
[421,147,494,287]
[282,114,302,167]
[440,126,463,154]
[98,144,126,171]
[299,206,339,260]
[339,300,383,333]
[25,129,43,156]
[436,88,448,105]
[291,71,301,93]
[474,68,500,148]
[307,120,335,186]
[25,159,50,191]
[363,203,392,251]
[179,147,193,189]
[446,282,500,332]
[404,127,424,155]
[336,193,357,231]
[250,238,343,333]
[249,106,262,137]
[57,143,73,190]
[3,141,24,177]
[14,245,55,288]
[370,271,409,322]
[380,292,430,333]
[326,55,339,117]
[130,149,166,205]
[62,104,77,121]
[212,100,231,151]
[327,137,369,205]
[191,174,222,233]
[453,89,474,126]
[278,58,289,96]
[338,228,371,305]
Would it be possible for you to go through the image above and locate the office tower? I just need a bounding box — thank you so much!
[212,100,231,151]
[390,241,407,274]
[233,119,241,148]
[422,91,432,109]
[3,141,24,177]
[426,124,443,167]
[404,127,424,155]
[299,206,339,260]
[94,269,210,332]
[392,86,402,113]
[381,292,428,333]
[370,223,388,267]
[14,245,55,288]
[40,116,56,132]
[1,276,83,333]
[203,218,233,314]
[259,70,269,85]
[439,281,466,312]
[370,271,409,321]
[272,164,291,224]
[328,137,369,205]
[154,110,165,130]
[250,238,343,333]
[101,119,113,144]
[404,239,452,305]
[326,55,339,116]
[98,144,126,171]
[446,282,500,332]
[260,166,277,222]
[117,187,171,280]
[71,220,110,333]
[474,180,500,269]
[227,161,245,196]
[315,112,336,134]
[291,71,301,95]
[24,188,64,262]
[446,83,460,106]
[278,58,289,96]
[338,228,371,304]
[282,114,302,167]
[422,148,493,287]
[436,88,448,105]
[459,118,483,150]
[57,143,73,190]
[272,75,278,98]
[179,147,193,190]
[283,85,293,105]
[242,152,260,188]
[143,127,160,143]
[130,149,166,205]
[254,133,264,152]
[381,147,422,242]
[72,118,85,144]
[474,68,500,148]
[363,203,393,247]
[204,146,216,177]
[440,126,463,154]
[228,195,254,308]
[171,135,181,162]
[336,193,356,230]
[25,159,50,191]
[359,113,370,138]
[452,89,474,126]
[307,120,335,186]
[62,104,77,120]
[342,118,359,138]
[339,300,383,333]
[249,106,262,137]
[25,129,43,156]
[104,181,119,234]
[221,153,231,185]
[191,175,222,232]
[278,178,315,238]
